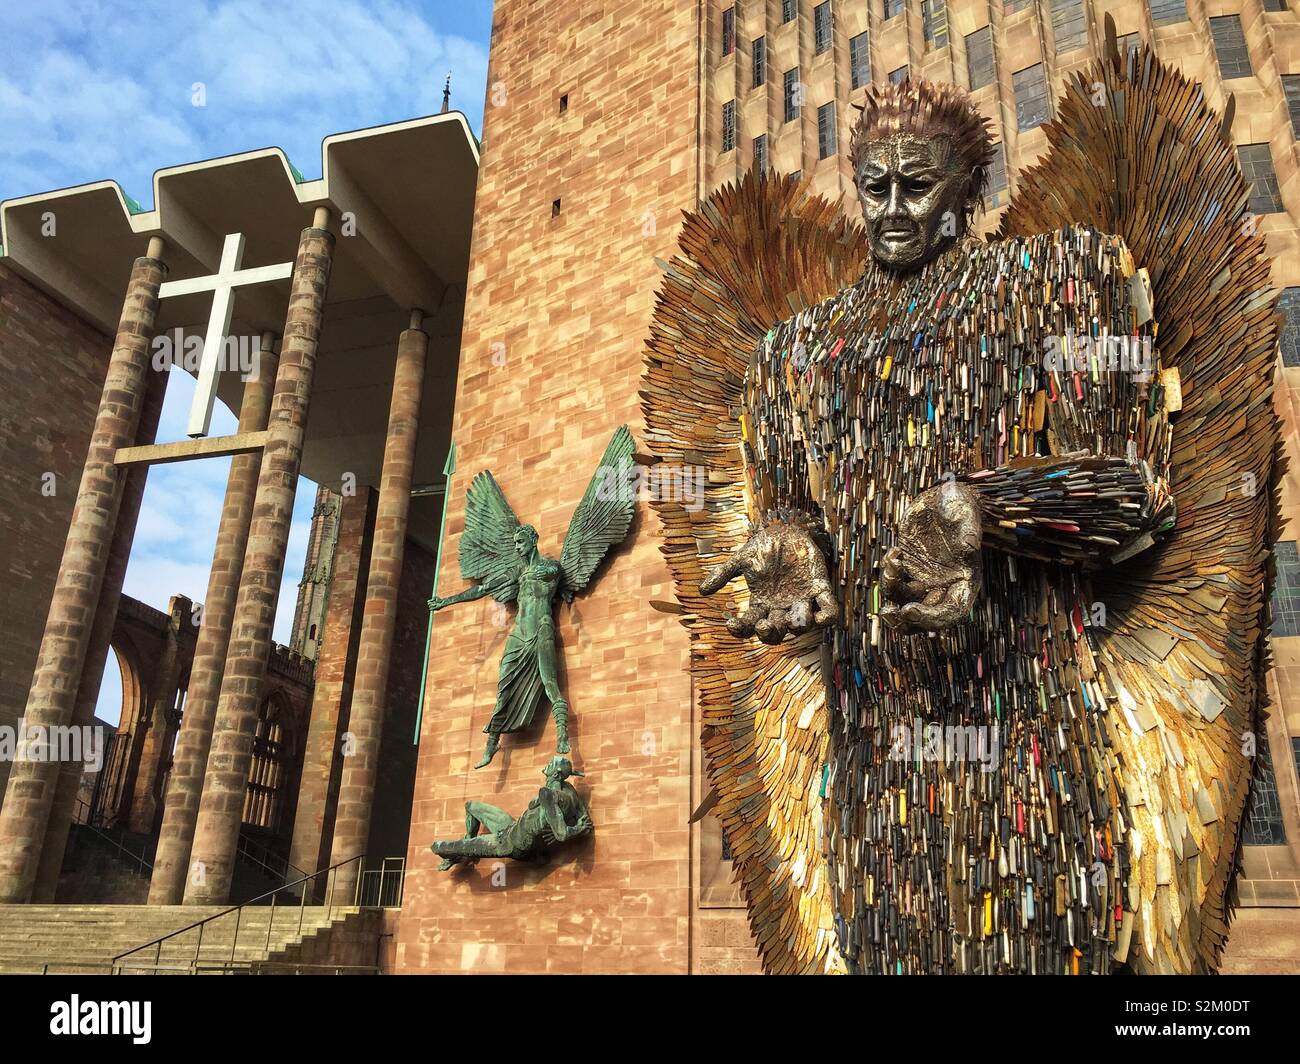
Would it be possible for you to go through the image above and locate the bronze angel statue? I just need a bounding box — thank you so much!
[431,425,636,768]
[643,22,1281,975]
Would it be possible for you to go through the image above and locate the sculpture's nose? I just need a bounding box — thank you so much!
[885,177,907,219]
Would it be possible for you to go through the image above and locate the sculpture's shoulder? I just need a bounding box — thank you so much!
[527,556,562,579]
[756,272,879,368]
[993,224,1133,281]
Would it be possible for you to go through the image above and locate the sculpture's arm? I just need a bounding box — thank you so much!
[881,456,1174,633]
[429,580,503,612]
[701,325,840,643]
[961,453,1175,566]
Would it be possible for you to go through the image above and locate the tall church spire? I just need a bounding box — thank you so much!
[441,72,452,113]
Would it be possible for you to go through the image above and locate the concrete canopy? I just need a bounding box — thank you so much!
[0,111,479,551]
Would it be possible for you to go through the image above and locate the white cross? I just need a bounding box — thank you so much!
[157,233,295,437]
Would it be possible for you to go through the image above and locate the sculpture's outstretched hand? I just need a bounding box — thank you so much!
[699,515,836,644]
[881,480,983,634]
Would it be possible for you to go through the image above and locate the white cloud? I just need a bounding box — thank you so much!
[0,0,489,202]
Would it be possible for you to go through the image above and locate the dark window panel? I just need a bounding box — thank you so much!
[923,0,949,50]
[722,99,737,153]
[884,0,905,19]
[889,65,909,85]
[986,141,1008,196]
[814,2,833,54]
[850,32,871,90]
[1243,730,1287,845]
[1279,288,1300,369]
[722,6,736,57]
[753,133,769,174]
[967,26,994,91]
[783,0,798,23]
[784,68,802,122]
[1149,0,1187,25]
[1238,143,1282,215]
[1283,75,1300,136]
[1013,63,1050,130]
[1050,0,1086,54]
[1273,540,1300,634]
[753,36,767,88]
[818,101,838,158]
[1210,15,1252,79]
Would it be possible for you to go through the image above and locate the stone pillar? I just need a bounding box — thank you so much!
[148,332,280,904]
[329,313,428,901]
[183,213,334,904]
[29,363,168,902]
[0,240,167,903]
[286,488,377,882]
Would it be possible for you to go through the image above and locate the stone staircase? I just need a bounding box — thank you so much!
[0,904,362,974]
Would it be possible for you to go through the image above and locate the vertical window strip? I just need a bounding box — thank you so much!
[1210,15,1252,79]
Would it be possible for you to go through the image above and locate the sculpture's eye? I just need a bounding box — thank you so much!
[905,179,933,195]
[863,179,889,198]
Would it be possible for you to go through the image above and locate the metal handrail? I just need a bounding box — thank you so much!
[193,960,381,975]
[68,796,153,877]
[235,831,309,890]
[356,856,405,908]
[110,853,365,974]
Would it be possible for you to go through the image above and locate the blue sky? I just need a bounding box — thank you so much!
[0,1,493,722]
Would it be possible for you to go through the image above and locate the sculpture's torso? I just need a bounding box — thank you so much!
[513,557,562,637]
[748,228,1165,973]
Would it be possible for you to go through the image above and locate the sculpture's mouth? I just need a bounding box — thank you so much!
[877,227,920,253]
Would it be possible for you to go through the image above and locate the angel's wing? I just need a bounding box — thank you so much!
[558,425,637,598]
[998,20,1281,973]
[643,172,867,974]
[460,470,523,603]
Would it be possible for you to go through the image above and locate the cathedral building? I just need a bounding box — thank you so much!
[0,0,1296,974]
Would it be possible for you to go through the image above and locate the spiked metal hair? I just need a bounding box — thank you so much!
[849,78,997,213]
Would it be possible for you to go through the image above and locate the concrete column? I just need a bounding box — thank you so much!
[0,239,167,903]
[286,488,377,882]
[183,213,334,904]
[30,363,169,902]
[148,332,280,904]
[329,312,428,900]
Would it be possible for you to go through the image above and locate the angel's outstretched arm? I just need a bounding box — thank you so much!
[430,574,517,612]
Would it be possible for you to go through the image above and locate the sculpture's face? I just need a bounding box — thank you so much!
[543,756,572,781]
[513,525,539,557]
[855,133,973,272]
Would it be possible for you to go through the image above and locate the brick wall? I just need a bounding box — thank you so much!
[395,0,734,974]
[0,263,111,807]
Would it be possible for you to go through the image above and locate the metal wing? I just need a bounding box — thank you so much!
[643,171,868,974]
[558,425,637,598]
[999,20,1280,973]
[460,470,523,603]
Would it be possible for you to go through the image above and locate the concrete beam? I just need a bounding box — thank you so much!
[324,159,446,312]
[114,430,269,466]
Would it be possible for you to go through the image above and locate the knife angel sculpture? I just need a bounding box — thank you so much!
[642,23,1281,974]
[431,426,637,768]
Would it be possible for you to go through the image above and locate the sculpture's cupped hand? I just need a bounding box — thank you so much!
[880,480,983,634]
[699,515,837,645]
